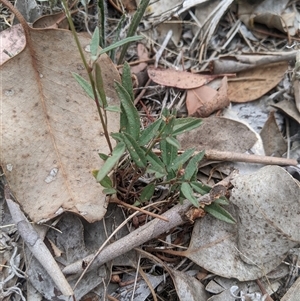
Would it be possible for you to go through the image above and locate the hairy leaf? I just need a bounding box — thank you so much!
[121,133,147,168]
[139,119,162,146]
[169,148,195,172]
[180,182,199,207]
[183,151,205,181]
[140,183,155,202]
[96,142,126,182]
[122,62,134,101]
[173,117,202,136]
[204,202,236,224]
[115,82,140,139]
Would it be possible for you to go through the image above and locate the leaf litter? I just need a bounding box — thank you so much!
[1,0,300,300]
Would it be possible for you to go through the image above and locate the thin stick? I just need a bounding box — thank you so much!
[110,197,169,222]
[204,149,298,166]
[152,149,298,166]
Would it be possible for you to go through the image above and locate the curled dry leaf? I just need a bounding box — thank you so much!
[186,76,229,117]
[227,62,288,103]
[238,0,299,37]
[147,67,221,89]
[186,166,300,281]
[1,24,120,223]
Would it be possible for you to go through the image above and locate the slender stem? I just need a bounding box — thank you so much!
[61,0,113,152]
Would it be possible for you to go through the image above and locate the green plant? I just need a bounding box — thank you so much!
[63,0,236,224]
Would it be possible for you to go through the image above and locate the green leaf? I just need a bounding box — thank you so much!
[99,153,109,161]
[166,136,181,149]
[97,0,106,47]
[139,119,162,146]
[140,183,155,202]
[96,142,125,182]
[92,170,98,178]
[146,151,167,177]
[117,0,150,64]
[122,62,134,101]
[103,188,117,195]
[180,182,199,207]
[105,105,121,113]
[111,132,123,141]
[100,175,113,188]
[169,148,195,172]
[183,151,205,181]
[115,81,140,140]
[95,64,107,108]
[204,203,236,224]
[173,117,202,136]
[190,181,211,195]
[91,26,100,61]
[72,73,94,99]
[121,133,147,168]
[214,196,229,205]
[160,139,178,167]
[99,35,144,56]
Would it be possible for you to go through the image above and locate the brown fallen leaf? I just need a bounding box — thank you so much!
[272,99,300,124]
[32,10,69,29]
[260,111,287,157]
[186,76,229,117]
[131,43,149,74]
[147,67,223,89]
[227,62,288,103]
[1,2,120,223]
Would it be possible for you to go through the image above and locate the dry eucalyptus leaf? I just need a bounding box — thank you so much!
[227,62,288,103]
[32,11,69,29]
[186,76,229,117]
[170,269,209,301]
[177,116,257,153]
[238,0,298,37]
[147,67,219,89]
[231,165,300,266]
[272,99,300,124]
[0,24,25,64]
[1,25,120,223]
[260,111,287,157]
[186,166,300,281]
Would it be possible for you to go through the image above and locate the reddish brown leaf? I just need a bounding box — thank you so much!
[186,77,229,117]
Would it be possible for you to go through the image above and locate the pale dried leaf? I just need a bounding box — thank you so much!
[147,67,219,89]
[186,166,300,281]
[0,24,25,64]
[238,0,299,37]
[260,111,287,157]
[1,26,120,223]
[228,62,288,103]
[170,269,209,301]
[272,99,300,124]
[177,116,257,153]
